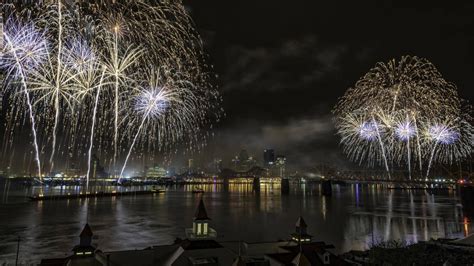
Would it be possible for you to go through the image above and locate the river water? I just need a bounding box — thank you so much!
[0,180,471,264]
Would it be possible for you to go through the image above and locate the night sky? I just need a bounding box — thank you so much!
[184,0,474,170]
[1,1,473,173]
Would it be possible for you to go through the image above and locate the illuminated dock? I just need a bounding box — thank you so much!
[29,189,165,201]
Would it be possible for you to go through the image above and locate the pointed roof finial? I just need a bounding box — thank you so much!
[194,197,210,221]
[73,223,95,254]
[80,223,93,238]
[291,216,312,243]
[296,216,307,228]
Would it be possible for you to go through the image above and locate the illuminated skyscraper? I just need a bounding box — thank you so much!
[146,166,167,179]
[188,158,194,173]
[275,155,286,177]
[212,158,222,174]
[231,150,258,172]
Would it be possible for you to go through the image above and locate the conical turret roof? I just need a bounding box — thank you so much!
[194,198,210,221]
[80,223,93,237]
[296,216,307,228]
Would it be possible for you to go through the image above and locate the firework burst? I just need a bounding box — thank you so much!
[334,55,472,179]
[1,18,47,180]
[1,1,223,184]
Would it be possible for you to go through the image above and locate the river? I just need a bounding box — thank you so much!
[0,180,470,264]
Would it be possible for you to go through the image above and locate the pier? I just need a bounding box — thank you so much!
[29,189,165,201]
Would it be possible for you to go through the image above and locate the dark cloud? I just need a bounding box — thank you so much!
[221,36,347,94]
[190,36,352,170]
[185,0,474,171]
[261,116,333,145]
[203,114,338,170]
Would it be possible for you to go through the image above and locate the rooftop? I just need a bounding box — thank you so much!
[194,198,211,221]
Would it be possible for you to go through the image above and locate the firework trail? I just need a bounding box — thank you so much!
[65,39,109,191]
[334,56,472,179]
[86,68,106,192]
[1,1,223,180]
[1,19,46,180]
[423,113,472,178]
[113,25,119,179]
[413,116,423,172]
[49,0,63,173]
[424,122,460,179]
[119,104,151,181]
[101,33,142,178]
[372,115,391,179]
[119,69,202,180]
[394,116,416,179]
[119,85,172,180]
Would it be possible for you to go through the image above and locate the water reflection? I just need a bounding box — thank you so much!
[344,186,466,251]
[464,217,470,236]
[2,180,10,203]
[409,192,417,242]
[181,182,282,196]
[321,195,327,221]
[0,181,470,264]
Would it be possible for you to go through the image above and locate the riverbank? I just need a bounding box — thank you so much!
[343,239,474,264]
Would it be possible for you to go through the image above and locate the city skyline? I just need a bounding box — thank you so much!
[1,1,473,175]
[1,1,474,265]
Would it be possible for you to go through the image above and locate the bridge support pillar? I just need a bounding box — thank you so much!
[223,178,229,192]
[460,185,474,219]
[322,180,332,196]
[281,178,290,195]
[253,177,260,192]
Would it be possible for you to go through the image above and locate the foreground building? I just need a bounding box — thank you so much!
[40,198,348,265]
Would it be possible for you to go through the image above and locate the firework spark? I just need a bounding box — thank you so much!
[1,2,223,182]
[428,124,460,145]
[359,121,380,141]
[395,120,416,142]
[334,56,472,179]
[1,19,47,180]
[119,68,213,180]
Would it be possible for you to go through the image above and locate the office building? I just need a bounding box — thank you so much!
[275,155,286,178]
